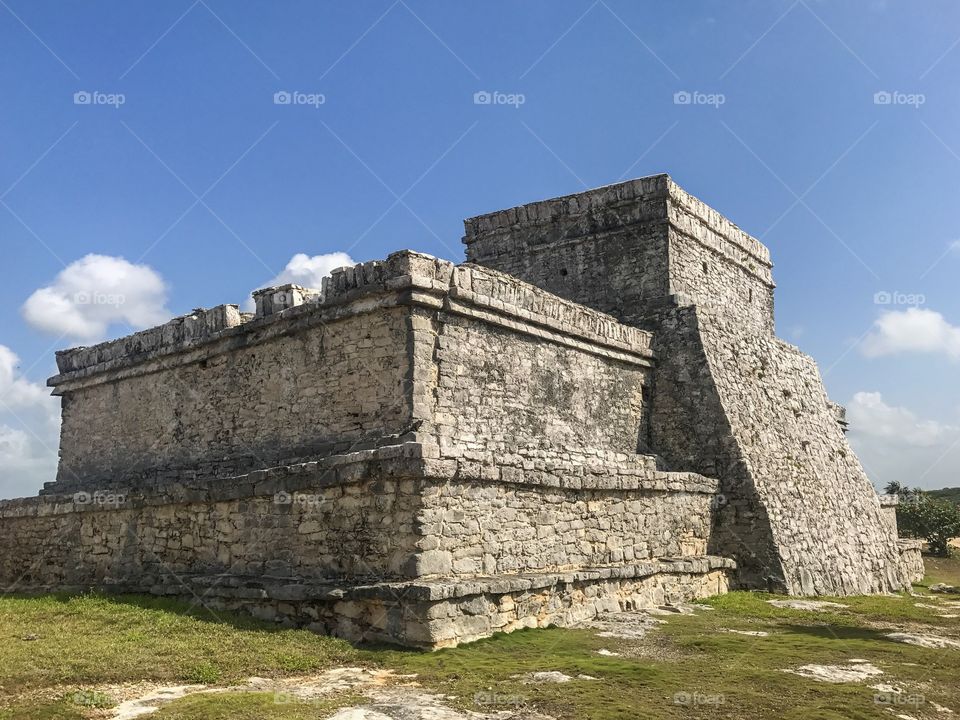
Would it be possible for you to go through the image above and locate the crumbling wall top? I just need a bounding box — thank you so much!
[462,173,771,270]
[49,250,653,387]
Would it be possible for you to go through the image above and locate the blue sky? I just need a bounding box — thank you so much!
[2,0,960,498]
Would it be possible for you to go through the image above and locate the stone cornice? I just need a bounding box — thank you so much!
[48,252,654,393]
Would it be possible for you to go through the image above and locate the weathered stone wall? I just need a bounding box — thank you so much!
[0,449,721,590]
[51,306,413,492]
[428,311,650,462]
[386,558,734,648]
[463,182,668,321]
[0,452,426,589]
[879,496,925,584]
[47,251,657,497]
[640,305,783,589]
[418,478,715,577]
[167,557,735,649]
[696,310,906,593]
[878,495,900,537]
[898,541,925,584]
[462,175,774,334]
[464,175,917,595]
[0,443,732,648]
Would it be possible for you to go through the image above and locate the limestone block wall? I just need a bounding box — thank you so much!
[462,177,671,319]
[462,175,775,334]
[878,495,900,538]
[1,444,723,593]
[45,250,658,498]
[639,305,913,595]
[640,305,784,589]
[417,475,716,577]
[0,454,425,590]
[428,313,650,462]
[659,182,774,334]
[690,308,907,593]
[397,259,657,463]
[464,175,916,595]
[48,305,413,493]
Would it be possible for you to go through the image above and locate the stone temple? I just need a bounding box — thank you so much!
[0,175,923,648]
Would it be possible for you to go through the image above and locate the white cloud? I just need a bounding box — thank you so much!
[848,391,949,447]
[22,254,171,342]
[860,308,960,360]
[0,346,50,410]
[243,252,354,311]
[0,345,60,499]
[848,391,960,491]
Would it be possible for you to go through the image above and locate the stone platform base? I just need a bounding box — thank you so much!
[140,555,735,649]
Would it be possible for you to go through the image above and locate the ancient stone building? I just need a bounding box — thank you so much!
[0,175,921,648]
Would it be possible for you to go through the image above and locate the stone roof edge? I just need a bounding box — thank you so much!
[48,251,654,389]
[461,173,771,270]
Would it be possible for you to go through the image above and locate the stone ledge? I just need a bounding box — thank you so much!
[86,555,736,604]
[2,556,737,649]
[4,443,720,516]
[897,539,923,550]
[0,557,738,602]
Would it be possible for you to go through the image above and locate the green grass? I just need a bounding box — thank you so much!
[370,585,960,720]
[1,558,959,719]
[0,593,359,692]
[923,554,960,586]
[150,691,362,720]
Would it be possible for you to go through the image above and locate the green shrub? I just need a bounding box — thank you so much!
[897,493,960,557]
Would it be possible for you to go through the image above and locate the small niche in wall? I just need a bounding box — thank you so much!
[748,288,753,303]
[702,262,708,274]
[559,268,568,277]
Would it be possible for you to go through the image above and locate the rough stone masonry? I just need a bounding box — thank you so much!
[0,175,921,648]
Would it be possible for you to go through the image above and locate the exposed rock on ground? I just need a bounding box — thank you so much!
[885,632,960,649]
[574,611,665,639]
[767,600,848,611]
[783,661,883,683]
[106,668,558,720]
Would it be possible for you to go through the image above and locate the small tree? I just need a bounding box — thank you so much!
[884,480,904,496]
[897,493,960,557]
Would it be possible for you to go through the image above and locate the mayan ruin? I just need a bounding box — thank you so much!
[0,174,925,650]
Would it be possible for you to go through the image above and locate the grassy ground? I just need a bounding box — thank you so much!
[1,557,959,719]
